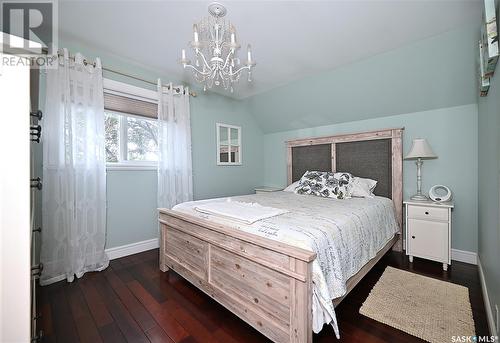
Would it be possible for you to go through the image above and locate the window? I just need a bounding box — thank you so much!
[103,79,159,169]
[216,123,241,165]
[105,111,159,165]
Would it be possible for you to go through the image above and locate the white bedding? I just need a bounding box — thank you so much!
[173,191,399,338]
[194,200,289,224]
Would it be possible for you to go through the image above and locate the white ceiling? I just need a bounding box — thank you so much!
[59,0,481,99]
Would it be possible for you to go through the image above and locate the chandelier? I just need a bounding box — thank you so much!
[179,2,256,92]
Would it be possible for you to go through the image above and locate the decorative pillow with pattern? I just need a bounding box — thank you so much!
[294,171,354,199]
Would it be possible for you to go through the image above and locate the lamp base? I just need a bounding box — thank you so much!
[410,194,429,201]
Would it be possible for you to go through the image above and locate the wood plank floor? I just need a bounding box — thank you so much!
[38,249,489,342]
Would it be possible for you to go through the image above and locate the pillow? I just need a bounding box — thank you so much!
[351,177,378,198]
[283,180,300,192]
[294,171,354,199]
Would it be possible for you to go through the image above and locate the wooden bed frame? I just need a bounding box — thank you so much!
[159,128,404,343]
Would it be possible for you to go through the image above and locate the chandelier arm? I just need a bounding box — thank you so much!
[184,63,212,76]
[229,65,252,76]
[221,49,235,71]
[193,70,208,82]
[194,49,212,71]
[221,42,240,53]
[220,71,229,89]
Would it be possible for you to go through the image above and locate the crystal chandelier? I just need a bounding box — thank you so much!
[179,2,256,92]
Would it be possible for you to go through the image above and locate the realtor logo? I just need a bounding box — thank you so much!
[1,0,58,55]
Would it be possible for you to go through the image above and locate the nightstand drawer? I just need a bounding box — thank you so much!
[407,205,448,221]
[407,218,448,261]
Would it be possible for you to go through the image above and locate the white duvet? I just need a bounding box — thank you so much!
[173,191,399,338]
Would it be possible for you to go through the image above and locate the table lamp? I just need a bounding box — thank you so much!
[405,138,437,201]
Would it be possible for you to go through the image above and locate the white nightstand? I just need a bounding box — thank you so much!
[254,186,283,194]
[404,199,454,271]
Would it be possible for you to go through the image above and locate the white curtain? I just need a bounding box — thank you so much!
[157,80,193,209]
[40,49,108,286]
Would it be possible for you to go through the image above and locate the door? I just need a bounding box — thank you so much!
[408,218,448,262]
[0,53,31,343]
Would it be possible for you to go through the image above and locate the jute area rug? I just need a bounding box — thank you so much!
[359,266,475,343]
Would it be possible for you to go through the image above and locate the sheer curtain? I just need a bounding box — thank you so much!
[40,49,108,286]
[157,80,193,209]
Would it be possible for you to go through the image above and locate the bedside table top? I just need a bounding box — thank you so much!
[254,186,283,192]
[404,199,454,208]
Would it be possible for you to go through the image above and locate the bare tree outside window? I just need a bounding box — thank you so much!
[127,117,158,161]
[105,113,119,162]
[105,111,158,165]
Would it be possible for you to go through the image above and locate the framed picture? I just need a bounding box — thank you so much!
[479,41,490,97]
[481,0,499,78]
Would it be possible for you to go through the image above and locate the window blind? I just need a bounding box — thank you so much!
[104,93,157,119]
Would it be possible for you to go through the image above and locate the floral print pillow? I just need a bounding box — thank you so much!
[294,171,354,199]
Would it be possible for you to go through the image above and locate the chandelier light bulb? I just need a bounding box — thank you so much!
[193,24,199,43]
[180,49,191,67]
[230,24,236,45]
[178,2,256,91]
[247,44,252,63]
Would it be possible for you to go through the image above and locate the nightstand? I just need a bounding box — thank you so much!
[254,186,283,194]
[404,200,454,271]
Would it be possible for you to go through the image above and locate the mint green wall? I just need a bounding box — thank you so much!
[56,23,482,255]
[246,25,480,253]
[190,93,264,199]
[478,64,500,333]
[57,38,264,248]
[245,25,478,133]
[261,104,478,253]
[106,170,157,247]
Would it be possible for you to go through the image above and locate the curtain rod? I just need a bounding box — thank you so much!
[55,52,197,97]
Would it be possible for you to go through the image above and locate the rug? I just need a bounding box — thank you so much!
[359,266,475,343]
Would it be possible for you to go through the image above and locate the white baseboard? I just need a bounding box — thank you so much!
[478,256,497,336]
[403,240,477,265]
[451,248,477,265]
[105,238,159,260]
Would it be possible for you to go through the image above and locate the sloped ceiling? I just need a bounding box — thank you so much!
[58,0,481,100]
[245,24,481,133]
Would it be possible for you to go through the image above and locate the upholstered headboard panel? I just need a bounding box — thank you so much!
[336,139,392,198]
[286,128,404,250]
[291,144,332,183]
[290,139,392,198]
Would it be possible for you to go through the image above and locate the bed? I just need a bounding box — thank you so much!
[158,128,404,342]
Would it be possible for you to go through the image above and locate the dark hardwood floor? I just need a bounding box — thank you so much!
[39,249,489,343]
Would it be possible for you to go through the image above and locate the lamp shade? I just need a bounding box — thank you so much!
[404,138,437,159]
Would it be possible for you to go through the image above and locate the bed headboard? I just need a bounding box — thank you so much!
[286,128,404,250]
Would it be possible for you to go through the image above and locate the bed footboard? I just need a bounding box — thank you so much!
[159,209,316,343]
